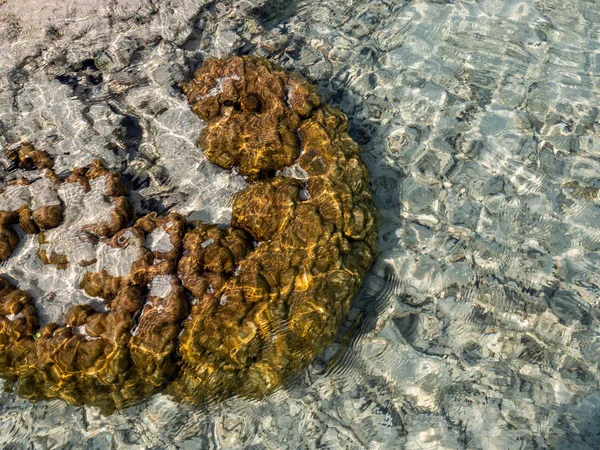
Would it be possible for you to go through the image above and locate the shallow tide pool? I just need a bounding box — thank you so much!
[1,0,600,448]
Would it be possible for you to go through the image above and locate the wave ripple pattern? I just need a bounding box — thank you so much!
[0,0,599,449]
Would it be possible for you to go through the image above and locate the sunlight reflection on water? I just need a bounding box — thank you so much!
[1,0,600,448]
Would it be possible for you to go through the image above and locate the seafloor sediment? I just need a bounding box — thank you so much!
[0,56,379,413]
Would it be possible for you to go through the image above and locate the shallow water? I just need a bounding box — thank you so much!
[1,0,600,448]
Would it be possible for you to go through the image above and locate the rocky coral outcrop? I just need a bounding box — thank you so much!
[0,145,63,261]
[0,56,379,413]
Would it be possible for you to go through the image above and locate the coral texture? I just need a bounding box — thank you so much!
[0,56,379,413]
[0,145,63,261]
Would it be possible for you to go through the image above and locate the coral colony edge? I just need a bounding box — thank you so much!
[0,56,379,414]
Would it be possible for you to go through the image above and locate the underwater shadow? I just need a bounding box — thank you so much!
[251,0,302,31]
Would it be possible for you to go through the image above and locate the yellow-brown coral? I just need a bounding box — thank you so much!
[0,145,63,262]
[0,56,379,413]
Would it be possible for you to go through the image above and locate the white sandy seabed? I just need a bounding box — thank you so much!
[1,0,600,449]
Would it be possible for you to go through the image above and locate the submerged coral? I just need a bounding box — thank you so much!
[0,145,63,261]
[0,56,379,413]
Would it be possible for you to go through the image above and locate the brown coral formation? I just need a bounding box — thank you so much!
[183,57,320,178]
[37,160,134,268]
[6,143,53,171]
[0,145,63,261]
[0,56,379,413]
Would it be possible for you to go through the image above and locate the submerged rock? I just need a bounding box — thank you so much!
[0,56,379,413]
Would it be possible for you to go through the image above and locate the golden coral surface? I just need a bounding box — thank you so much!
[0,56,379,413]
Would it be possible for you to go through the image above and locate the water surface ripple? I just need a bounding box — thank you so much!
[0,0,599,448]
